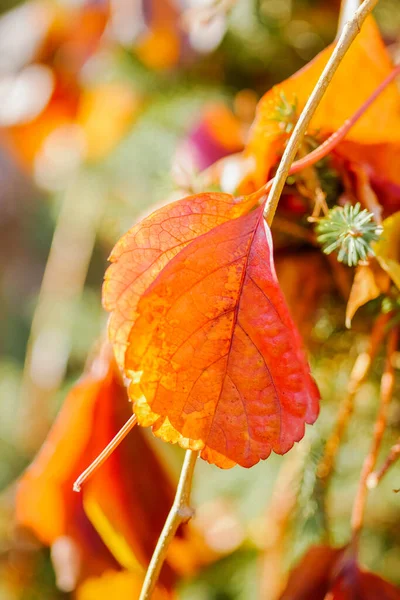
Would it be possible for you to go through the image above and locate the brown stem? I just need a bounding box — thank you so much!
[351,326,399,546]
[367,437,400,489]
[317,312,390,488]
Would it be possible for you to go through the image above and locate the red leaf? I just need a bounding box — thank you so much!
[279,545,344,599]
[279,545,400,600]
[104,195,319,468]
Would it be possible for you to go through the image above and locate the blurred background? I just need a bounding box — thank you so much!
[1,0,400,598]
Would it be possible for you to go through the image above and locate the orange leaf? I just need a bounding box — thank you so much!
[16,343,211,589]
[104,195,319,468]
[16,345,120,585]
[103,192,257,369]
[244,17,400,190]
[77,83,140,162]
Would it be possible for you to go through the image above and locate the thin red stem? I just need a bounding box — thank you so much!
[351,327,399,546]
[367,437,400,489]
[317,313,391,490]
[73,414,138,492]
[248,64,400,205]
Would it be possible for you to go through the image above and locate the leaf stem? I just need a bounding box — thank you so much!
[351,326,398,546]
[139,449,199,600]
[367,437,400,489]
[317,312,390,490]
[73,414,138,492]
[263,0,380,226]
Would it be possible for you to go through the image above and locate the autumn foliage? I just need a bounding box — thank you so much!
[5,1,400,599]
[103,191,319,468]
[16,343,212,593]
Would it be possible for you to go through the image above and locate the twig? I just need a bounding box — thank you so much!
[317,312,390,488]
[263,0,380,226]
[367,437,400,489]
[351,326,399,546]
[338,0,361,38]
[73,414,138,492]
[139,449,199,600]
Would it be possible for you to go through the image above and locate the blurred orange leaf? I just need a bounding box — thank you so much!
[16,343,211,590]
[134,0,181,70]
[77,83,141,162]
[16,344,121,586]
[103,194,319,468]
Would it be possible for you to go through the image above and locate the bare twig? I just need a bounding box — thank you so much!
[263,0,380,226]
[73,414,138,492]
[317,313,390,488]
[367,437,400,489]
[351,326,399,546]
[139,449,199,600]
[338,0,361,38]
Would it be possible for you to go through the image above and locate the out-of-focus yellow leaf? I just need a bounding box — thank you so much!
[76,570,172,600]
[136,27,180,70]
[346,261,390,328]
[77,84,141,161]
[373,212,400,289]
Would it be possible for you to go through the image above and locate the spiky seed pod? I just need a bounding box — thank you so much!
[316,203,381,267]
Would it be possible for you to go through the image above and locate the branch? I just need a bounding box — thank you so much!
[351,326,399,546]
[139,449,199,600]
[317,312,390,490]
[367,437,400,489]
[337,0,361,38]
[263,0,380,226]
